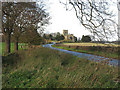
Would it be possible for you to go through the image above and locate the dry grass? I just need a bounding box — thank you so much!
[62,43,119,47]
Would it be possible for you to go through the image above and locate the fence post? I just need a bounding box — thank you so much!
[76,46,79,49]
[68,46,71,48]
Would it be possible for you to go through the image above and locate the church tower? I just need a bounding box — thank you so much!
[63,30,68,40]
[63,30,68,36]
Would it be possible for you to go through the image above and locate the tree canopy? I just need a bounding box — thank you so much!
[81,35,91,42]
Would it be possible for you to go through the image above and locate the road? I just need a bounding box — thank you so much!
[42,43,119,67]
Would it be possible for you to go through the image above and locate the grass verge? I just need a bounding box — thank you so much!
[2,47,119,88]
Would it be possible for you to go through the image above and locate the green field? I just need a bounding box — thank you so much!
[0,42,27,55]
[2,47,119,88]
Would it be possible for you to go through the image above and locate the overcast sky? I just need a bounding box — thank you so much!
[44,0,118,40]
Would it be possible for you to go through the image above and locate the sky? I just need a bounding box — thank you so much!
[44,0,118,40]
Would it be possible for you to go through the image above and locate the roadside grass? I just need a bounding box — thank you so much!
[0,42,27,55]
[2,47,119,88]
[52,45,119,59]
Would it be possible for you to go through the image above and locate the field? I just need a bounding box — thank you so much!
[62,43,119,47]
[53,43,119,59]
[0,42,27,55]
[2,47,119,88]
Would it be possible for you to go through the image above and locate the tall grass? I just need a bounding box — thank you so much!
[2,47,119,88]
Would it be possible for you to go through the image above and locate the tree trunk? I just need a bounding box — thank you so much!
[14,39,18,52]
[4,34,11,54]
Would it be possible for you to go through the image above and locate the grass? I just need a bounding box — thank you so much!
[0,42,27,55]
[62,43,119,47]
[2,47,119,88]
[52,45,119,59]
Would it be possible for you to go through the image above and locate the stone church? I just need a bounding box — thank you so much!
[63,30,75,42]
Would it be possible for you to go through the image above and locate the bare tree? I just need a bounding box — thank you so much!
[60,0,118,41]
[13,2,50,51]
[2,2,25,53]
[2,2,50,53]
